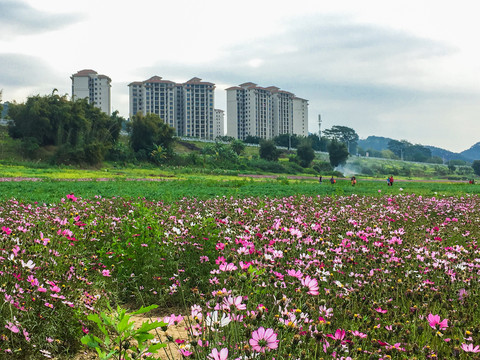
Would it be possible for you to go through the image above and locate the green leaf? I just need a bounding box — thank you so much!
[131,304,158,315]
[81,335,99,349]
[135,333,155,344]
[147,343,167,352]
[116,313,133,333]
[137,320,166,333]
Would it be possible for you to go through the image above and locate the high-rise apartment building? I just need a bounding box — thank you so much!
[128,76,215,139]
[226,83,308,140]
[71,69,111,115]
[214,109,225,138]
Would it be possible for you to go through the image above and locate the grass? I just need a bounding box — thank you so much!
[0,174,479,204]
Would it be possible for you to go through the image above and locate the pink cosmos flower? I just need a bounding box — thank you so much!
[375,307,388,314]
[427,313,448,330]
[2,226,12,235]
[66,193,77,202]
[301,276,319,295]
[179,348,193,357]
[23,328,30,342]
[208,347,228,360]
[191,304,203,320]
[102,269,111,277]
[461,343,480,353]
[27,275,39,287]
[327,329,346,341]
[223,295,247,311]
[249,327,279,353]
[219,263,237,272]
[287,269,303,278]
[163,314,184,326]
[5,322,20,333]
[352,331,367,338]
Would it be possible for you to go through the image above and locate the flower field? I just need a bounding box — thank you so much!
[1,193,480,359]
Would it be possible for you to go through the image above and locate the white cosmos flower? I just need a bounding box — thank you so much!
[205,311,231,328]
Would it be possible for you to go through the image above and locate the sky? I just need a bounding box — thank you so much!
[1,0,480,153]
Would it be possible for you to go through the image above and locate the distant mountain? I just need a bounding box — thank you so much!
[425,145,470,162]
[358,135,474,163]
[460,142,480,162]
[357,136,393,152]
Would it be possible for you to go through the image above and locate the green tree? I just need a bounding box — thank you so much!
[328,139,349,167]
[259,139,280,161]
[244,135,262,144]
[7,93,122,164]
[129,112,175,157]
[323,126,359,154]
[388,139,408,159]
[230,139,245,155]
[0,90,3,116]
[273,133,301,149]
[296,141,315,168]
[472,160,480,176]
[307,134,329,152]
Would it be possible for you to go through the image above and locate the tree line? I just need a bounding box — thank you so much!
[4,92,480,177]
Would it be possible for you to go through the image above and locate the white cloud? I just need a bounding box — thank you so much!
[1,0,480,152]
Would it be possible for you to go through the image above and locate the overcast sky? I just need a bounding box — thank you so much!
[1,0,479,152]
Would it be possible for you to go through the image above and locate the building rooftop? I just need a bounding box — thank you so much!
[72,69,98,77]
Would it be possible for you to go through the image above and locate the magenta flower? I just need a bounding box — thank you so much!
[461,343,480,353]
[208,347,228,360]
[249,327,279,353]
[375,307,388,314]
[427,313,448,330]
[1,226,12,235]
[327,329,346,341]
[301,276,319,295]
[179,348,193,357]
[102,269,111,277]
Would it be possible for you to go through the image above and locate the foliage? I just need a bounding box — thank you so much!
[81,304,167,360]
[312,161,333,174]
[296,140,315,167]
[230,139,246,155]
[472,160,480,176]
[388,140,432,162]
[244,135,262,144]
[7,93,123,165]
[129,112,175,158]
[215,135,235,142]
[328,139,349,167]
[323,125,359,153]
[308,134,329,151]
[273,133,301,149]
[259,139,280,161]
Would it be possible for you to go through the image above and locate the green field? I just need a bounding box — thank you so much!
[1,175,479,203]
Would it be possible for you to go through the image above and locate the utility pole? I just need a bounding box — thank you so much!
[318,114,322,138]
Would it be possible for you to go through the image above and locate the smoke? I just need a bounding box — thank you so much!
[335,163,362,177]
